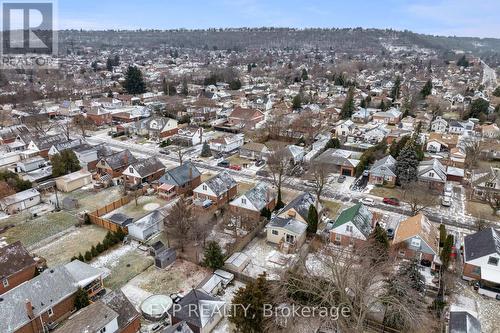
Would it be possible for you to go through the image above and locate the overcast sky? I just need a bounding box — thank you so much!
[55,0,500,38]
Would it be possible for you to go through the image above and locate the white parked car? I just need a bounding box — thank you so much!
[441,196,452,207]
[443,183,453,197]
[360,197,375,206]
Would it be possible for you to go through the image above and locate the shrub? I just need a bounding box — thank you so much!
[84,251,92,262]
[90,245,98,257]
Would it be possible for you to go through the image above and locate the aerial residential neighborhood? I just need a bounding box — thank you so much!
[0,1,499,333]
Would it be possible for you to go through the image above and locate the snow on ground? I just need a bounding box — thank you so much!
[455,280,500,333]
[212,281,246,333]
[90,243,136,269]
[121,284,153,310]
[241,236,296,280]
[207,229,236,253]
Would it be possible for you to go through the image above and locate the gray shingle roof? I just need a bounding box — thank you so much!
[449,311,481,333]
[101,290,140,331]
[129,157,165,177]
[203,171,236,197]
[0,266,77,333]
[369,155,396,178]
[168,289,224,329]
[242,182,274,211]
[268,216,308,235]
[464,227,500,262]
[0,241,35,280]
[55,301,118,333]
[102,149,137,170]
[280,192,316,221]
[161,162,201,187]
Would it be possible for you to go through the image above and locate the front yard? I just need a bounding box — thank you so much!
[466,201,499,221]
[369,186,401,199]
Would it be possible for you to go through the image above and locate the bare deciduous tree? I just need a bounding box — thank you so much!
[401,182,439,216]
[462,136,483,172]
[164,198,193,252]
[72,114,93,137]
[267,143,293,207]
[308,161,329,208]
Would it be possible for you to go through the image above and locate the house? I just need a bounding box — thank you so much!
[372,108,402,125]
[481,123,500,138]
[230,182,276,220]
[462,227,500,299]
[284,145,305,164]
[418,158,447,191]
[471,167,499,203]
[400,116,416,131]
[15,156,47,173]
[392,214,439,266]
[55,300,119,333]
[426,133,458,153]
[335,119,356,137]
[448,120,474,134]
[0,266,78,333]
[133,117,178,141]
[101,290,142,333]
[127,209,166,242]
[86,107,113,126]
[55,170,92,192]
[193,171,237,208]
[314,148,361,177]
[161,322,194,333]
[430,116,448,133]
[0,188,41,214]
[351,108,374,123]
[228,106,265,130]
[96,149,137,179]
[47,139,85,158]
[267,192,320,252]
[239,142,269,160]
[63,260,105,300]
[364,124,390,144]
[369,155,397,187]
[209,134,244,153]
[329,203,374,247]
[159,162,202,195]
[0,241,38,294]
[122,157,166,186]
[172,125,203,146]
[168,289,225,333]
[27,133,67,158]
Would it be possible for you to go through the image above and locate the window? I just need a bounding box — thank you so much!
[47,308,54,317]
[272,230,279,236]
[398,250,406,257]
[488,257,499,266]
[241,198,246,204]
[129,167,133,173]
[202,185,207,191]
[346,225,353,233]
[335,234,341,241]
[99,328,107,333]
[410,238,421,248]
[472,266,481,275]
[428,172,434,177]
[2,278,8,288]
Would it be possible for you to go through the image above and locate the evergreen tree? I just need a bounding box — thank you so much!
[369,224,389,258]
[260,207,271,220]
[390,76,401,100]
[340,86,355,119]
[123,66,146,95]
[439,224,446,248]
[181,79,189,95]
[441,234,454,269]
[77,253,84,262]
[421,79,433,98]
[230,273,271,332]
[389,136,410,159]
[379,99,387,111]
[399,259,425,292]
[51,150,81,177]
[275,189,285,210]
[96,242,104,253]
[162,78,177,96]
[301,68,308,81]
[325,137,341,150]
[84,251,92,262]
[229,78,242,90]
[469,98,489,119]
[106,57,113,72]
[90,245,98,257]
[292,94,302,110]
[203,241,225,270]
[360,98,367,109]
[306,204,318,234]
[247,63,252,73]
[395,141,419,185]
[457,55,470,68]
[74,287,90,310]
[493,86,500,97]
[200,142,212,157]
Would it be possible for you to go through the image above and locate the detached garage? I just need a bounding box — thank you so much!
[55,170,92,192]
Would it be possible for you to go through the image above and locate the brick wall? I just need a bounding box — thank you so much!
[17,294,76,333]
[0,264,37,295]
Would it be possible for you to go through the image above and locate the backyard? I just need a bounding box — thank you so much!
[102,195,170,220]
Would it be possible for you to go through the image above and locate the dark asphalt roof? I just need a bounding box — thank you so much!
[161,162,201,187]
[464,227,500,261]
[449,311,481,333]
[0,241,36,279]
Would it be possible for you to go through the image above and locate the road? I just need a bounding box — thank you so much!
[481,59,498,88]
[87,134,495,232]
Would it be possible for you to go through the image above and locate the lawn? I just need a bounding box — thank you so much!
[33,225,108,266]
[1,211,77,248]
[237,181,255,195]
[103,196,169,220]
[228,155,253,166]
[201,172,215,182]
[369,186,401,199]
[94,246,154,290]
[466,201,499,221]
[321,200,342,218]
[64,186,123,212]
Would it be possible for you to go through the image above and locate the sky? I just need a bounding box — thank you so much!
[53,0,500,38]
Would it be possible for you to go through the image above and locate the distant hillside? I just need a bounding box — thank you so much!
[58,28,500,57]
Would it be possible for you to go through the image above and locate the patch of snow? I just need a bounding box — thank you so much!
[90,243,135,269]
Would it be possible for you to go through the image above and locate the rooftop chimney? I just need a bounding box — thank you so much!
[25,300,34,319]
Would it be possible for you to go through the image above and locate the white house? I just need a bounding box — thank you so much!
[448,120,474,134]
[0,188,41,214]
[431,116,448,133]
[127,210,165,241]
[209,134,244,153]
[335,120,356,137]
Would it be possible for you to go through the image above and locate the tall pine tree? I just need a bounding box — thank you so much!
[390,76,401,101]
[123,66,146,95]
[340,86,355,119]
[420,79,433,98]
[395,140,419,185]
[203,241,224,270]
[306,204,318,234]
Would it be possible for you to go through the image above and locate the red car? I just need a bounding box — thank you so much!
[383,197,400,206]
[229,165,242,171]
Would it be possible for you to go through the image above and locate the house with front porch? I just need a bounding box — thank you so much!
[159,162,202,196]
[193,172,237,208]
[369,155,397,187]
[122,157,166,187]
[462,227,500,299]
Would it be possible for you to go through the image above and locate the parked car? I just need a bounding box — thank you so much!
[337,175,346,183]
[256,170,270,177]
[362,170,369,177]
[159,149,170,155]
[217,160,230,168]
[383,197,400,206]
[360,197,374,206]
[386,228,395,240]
[441,196,452,207]
[229,165,242,171]
[255,159,266,167]
[444,183,453,197]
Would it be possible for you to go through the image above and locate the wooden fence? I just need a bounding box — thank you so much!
[87,187,150,232]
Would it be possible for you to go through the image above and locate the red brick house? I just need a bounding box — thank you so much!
[159,162,202,196]
[228,107,265,130]
[86,107,112,126]
[392,214,440,267]
[122,157,166,186]
[0,241,38,295]
[230,182,276,221]
[96,149,137,179]
[193,171,237,208]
